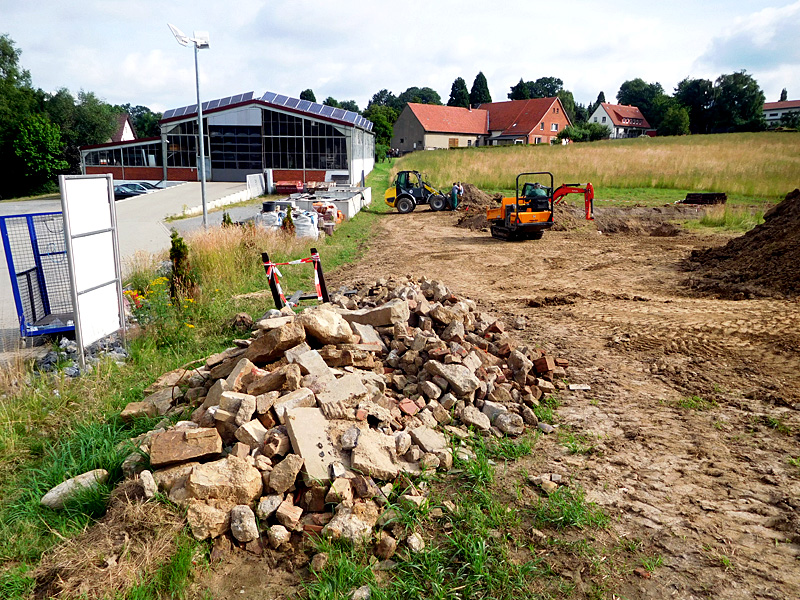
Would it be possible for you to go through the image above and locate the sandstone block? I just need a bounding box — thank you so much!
[120,401,159,422]
[326,478,353,504]
[410,426,448,454]
[149,427,222,467]
[187,499,234,540]
[257,494,283,519]
[268,524,291,549]
[460,405,491,431]
[235,419,269,449]
[351,429,399,481]
[322,500,380,544]
[340,298,410,327]
[143,386,181,415]
[268,454,305,494]
[185,456,263,504]
[297,308,355,345]
[244,321,306,364]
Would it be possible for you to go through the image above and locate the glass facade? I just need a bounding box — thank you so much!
[84,141,162,167]
[82,103,373,178]
[210,125,261,170]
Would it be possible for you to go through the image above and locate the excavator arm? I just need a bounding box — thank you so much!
[552,183,594,221]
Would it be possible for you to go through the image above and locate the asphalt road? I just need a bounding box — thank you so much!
[0,182,247,354]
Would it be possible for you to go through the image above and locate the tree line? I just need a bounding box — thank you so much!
[304,69,791,151]
[0,34,161,198]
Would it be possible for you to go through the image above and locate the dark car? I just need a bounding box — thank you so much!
[136,181,160,190]
[113,185,143,201]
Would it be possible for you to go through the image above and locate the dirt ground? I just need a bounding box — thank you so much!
[324,206,800,599]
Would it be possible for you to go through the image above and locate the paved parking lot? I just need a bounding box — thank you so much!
[0,182,246,354]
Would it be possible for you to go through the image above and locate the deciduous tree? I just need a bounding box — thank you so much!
[780,88,788,102]
[616,78,664,125]
[674,77,713,134]
[658,106,690,136]
[300,89,316,102]
[13,114,68,188]
[711,71,765,132]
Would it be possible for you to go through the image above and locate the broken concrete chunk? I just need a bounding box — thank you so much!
[268,524,291,549]
[350,321,388,354]
[273,387,316,424]
[424,361,480,397]
[495,412,525,436]
[263,427,291,458]
[257,494,283,519]
[235,395,257,427]
[186,499,234,540]
[351,429,399,481]
[149,427,222,467]
[202,378,230,409]
[340,426,361,450]
[230,505,259,543]
[409,426,448,454]
[322,500,380,543]
[256,315,295,331]
[316,373,368,414]
[326,478,353,504]
[460,405,491,431]
[284,407,343,485]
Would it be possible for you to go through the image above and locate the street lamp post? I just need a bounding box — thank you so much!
[168,24,210,229]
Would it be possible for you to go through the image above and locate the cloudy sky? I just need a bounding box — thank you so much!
[2,0,798,114]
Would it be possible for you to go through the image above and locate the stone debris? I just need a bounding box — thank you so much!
[105,276,569,558]
[40,469,109,509]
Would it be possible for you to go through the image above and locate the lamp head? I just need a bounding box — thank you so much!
[193,31,210,49]
[168,23,190,46]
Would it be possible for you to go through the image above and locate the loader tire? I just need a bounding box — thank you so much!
[429,195,446,211]
[396,196,415,214]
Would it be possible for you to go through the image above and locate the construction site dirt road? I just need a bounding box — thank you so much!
[330,204,800,599]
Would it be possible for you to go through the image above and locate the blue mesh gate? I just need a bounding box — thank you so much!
[0,212,75,338]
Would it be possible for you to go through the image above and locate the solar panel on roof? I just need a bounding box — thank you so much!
[309,103,323,114]
[285,98,299,109]
[341,112,357,124]
[331,108,344,119]
[272,95,287,105]
[261,91,277,103]
[297,100,311,111]
[163,109,175,119]
[320,105,334,117]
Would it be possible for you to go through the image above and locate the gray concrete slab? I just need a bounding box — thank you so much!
[0,182,247,354]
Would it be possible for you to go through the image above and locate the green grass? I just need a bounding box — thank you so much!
[674,395,717,411]
[559,430,597,455]
[124,532,202,600]
[528,486,609,530]
[393,131,799,200]
[533,395,560,425]
[683,204,766,232]
[641,554,663,572]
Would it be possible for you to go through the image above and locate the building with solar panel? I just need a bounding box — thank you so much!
[80,91,375,186]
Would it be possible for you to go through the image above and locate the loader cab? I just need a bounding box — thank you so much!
[396,170,423,198]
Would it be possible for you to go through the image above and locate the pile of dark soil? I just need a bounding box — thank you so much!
[456,208,489,231]
[551,204,594,231]
[685,189,800,298]
[458,183,499,210]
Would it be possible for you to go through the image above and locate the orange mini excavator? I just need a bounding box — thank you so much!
[486,171,594,240]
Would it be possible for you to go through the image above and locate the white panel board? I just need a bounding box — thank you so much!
[59,175,123,361]
[77,284,121,346]
[71,231,116,292]
[62,177,112,236]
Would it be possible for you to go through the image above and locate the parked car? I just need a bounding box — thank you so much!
[136,181,160,190]
[117,182,154,194]
[113,185,143,201]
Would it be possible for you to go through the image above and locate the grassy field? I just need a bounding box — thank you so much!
[393,132,800,202]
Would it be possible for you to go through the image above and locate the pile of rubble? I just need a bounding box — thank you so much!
[42,277,570,559]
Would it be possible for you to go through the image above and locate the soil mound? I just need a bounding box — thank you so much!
[458,183,498,210]
[686,189,800,298]
[551,204,593,231]
[456,208,489,231]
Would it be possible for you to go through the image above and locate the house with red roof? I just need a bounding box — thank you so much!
[391,97,572,153]
[763,99,800,127]
[588,102,653,138]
